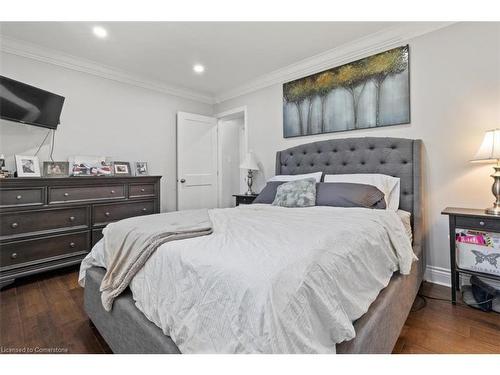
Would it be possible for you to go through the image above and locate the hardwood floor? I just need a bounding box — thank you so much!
[1,268,498,354]
[393,282,500,354]
[0,267,111,354]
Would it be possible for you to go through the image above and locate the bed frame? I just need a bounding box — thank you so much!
[84,136,424,354]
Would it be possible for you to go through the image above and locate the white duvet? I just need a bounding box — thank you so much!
[79,204,415,354]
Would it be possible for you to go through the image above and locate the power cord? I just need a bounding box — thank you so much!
[412,292,495,313]
[34,129,51,156]
[33,129,56,162]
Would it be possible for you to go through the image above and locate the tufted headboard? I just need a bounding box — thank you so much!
[275,137,423,242]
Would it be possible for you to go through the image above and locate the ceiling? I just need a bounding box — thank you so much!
[0,22,406,97]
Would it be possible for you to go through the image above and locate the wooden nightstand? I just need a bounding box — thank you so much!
[233,194,258,206]
[442,207,500,304]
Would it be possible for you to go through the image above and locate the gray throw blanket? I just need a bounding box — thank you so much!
[100,209,213,311]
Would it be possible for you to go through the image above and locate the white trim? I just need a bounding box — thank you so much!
[215,105,248,154]
[214,22,455,103]
[216,106,248,206]
[425,265,500,289]
[1,23,455,105]
[424,265,452,287]
[0,35,214,104]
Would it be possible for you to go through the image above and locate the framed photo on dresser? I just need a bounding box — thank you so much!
[15,155,41,177]
[42,161,70,177]
[113,161,131,176]
[134,161,148,176]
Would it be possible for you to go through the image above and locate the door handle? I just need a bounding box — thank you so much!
[180,179,186,183]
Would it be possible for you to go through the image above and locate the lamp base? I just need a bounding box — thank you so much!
[486,206,500,216]
[487,165,500,216]
[245,169,255,195]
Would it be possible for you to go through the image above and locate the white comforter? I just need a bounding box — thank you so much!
[79,204,415,354]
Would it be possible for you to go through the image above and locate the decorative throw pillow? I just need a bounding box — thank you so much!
[272,178,316,207]
[315,183,386,209]
[253,181,285,204]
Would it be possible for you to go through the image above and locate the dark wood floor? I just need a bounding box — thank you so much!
[1,267,499,354]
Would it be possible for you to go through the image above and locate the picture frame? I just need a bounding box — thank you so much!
[134,161,148,176]
[283,45,410,138]
[42,161,70,178]
[113,161,131,176]
[15,155,41,177]
[69,156,112,176]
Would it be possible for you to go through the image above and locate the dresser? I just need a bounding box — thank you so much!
[0,176,161,288]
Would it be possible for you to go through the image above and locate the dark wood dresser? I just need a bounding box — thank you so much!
[0,176,161,288]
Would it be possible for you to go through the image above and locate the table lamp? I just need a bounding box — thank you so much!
[472,129,500,215]
[240,152,259,195]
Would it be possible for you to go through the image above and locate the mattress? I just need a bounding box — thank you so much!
[80,204,415,353]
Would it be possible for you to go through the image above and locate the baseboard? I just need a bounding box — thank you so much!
[424,266,452,287]
[424,265,500,289]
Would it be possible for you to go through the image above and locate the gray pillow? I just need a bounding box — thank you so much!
[253,181,285,204]
[272,178,316,207]
[316,182,386,209]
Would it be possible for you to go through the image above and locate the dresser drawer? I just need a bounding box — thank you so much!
[0,187,45,208]
[0,231,89,269]
[93,200,155,226]
[92,229,104,246]
[49,184,125,204]
[0,207,89,239]
[455,216,500,232]
[129,183,155,198]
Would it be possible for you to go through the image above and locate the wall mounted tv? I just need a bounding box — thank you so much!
[0,75,65,129]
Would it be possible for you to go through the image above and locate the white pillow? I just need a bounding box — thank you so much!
[269,172,322,183]
[323,173,400,210]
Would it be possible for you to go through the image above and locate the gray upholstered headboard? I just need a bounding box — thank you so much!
[275,137,423,246]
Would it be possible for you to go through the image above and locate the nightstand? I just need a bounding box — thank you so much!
[233,194,258,206]
[442,207,500,304]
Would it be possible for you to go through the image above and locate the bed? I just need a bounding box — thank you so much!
[82,136,424,354]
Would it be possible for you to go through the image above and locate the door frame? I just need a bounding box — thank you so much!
[215,106,248,208]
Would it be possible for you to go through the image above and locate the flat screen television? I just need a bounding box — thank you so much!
[0,75,65,129]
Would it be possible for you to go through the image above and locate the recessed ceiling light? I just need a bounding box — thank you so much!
[92,26,108,39]
[193,64,205,74]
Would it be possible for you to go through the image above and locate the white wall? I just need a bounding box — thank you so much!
[215,22,500,271]
[0,52,213,212]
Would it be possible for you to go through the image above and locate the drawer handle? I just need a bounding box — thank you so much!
[105,212,111,217]
[140,188,145,192]
[479,221,485,226]
[142,207,147,212]
[11,222,18,229]
[16,195,22,200]
[63,192,69,197]
[69,242,76,248]
[11,252,17,259]
[110,190,116,194]
[69,216,75,222]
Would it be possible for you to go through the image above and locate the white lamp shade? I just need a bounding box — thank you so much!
[472,129,500,162]
[240,152,259,171]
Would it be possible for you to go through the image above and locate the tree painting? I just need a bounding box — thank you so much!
[283,45,409,138]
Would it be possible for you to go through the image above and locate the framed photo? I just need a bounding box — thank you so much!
[134,161,148,176]
[15,155,41,177]
[113,161,131,176]
[69,156,112,176]
[43,161,70,178]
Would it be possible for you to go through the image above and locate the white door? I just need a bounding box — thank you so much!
[177,112,218,210]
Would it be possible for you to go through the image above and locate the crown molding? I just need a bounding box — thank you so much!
[214,22,456,103]
[0,23,456,106]
[0,35,214,104]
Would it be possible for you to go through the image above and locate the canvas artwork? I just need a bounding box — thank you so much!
[283,45,410,138]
